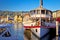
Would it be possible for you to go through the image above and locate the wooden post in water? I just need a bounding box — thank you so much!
[56,21,59,40]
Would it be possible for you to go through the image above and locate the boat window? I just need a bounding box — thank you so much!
[0,28,6,35]
[36,29,37,32]
[34,10,35,13]
[41,19,45,22]
[41,10,45,14]
[2,31,11,37]
[46,10,49,15]
[31,24,33,26]
[37,10,40,14]
[36,19,39,21]
[49,12,51,15]
[31,10,35,14]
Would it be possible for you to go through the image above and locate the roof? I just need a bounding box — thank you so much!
[35,7,47,10]
[30,7,51,12]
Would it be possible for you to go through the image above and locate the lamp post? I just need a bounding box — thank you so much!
[56,13,59,40]
[56,21,59,40]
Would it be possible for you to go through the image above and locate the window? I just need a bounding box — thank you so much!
[36,29,37,32]
[41,10,45,14]
[36,19,39,21]
[34,10,35,13]
[41,19,45,22]
[31,24,33,26]
[37,10,40,14]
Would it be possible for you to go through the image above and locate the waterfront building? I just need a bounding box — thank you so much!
[53,10,60,18]
[14,15,23,23]
[56,10,60,17]
[23,13,31,22]
[52,10,60,22]
[0,16,7,23]
[52,11,57,18]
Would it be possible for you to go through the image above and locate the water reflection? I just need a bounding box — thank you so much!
[14,23,24,40]
[0,23,24,40]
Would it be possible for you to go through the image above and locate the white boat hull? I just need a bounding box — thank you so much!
[31,28,49,39]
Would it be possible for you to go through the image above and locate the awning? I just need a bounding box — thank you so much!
[56,17,60,22]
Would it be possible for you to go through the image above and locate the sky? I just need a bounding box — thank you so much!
[0,0,60,11]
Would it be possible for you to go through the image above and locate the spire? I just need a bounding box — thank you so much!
[40,0,43,8]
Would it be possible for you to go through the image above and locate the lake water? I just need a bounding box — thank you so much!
[0,23,56,40]
[0,23,24,40]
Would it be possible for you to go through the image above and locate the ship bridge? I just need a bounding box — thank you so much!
[30,0,53,26]
[30,6,52,19]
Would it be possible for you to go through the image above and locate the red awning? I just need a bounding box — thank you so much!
[56,17,60,22]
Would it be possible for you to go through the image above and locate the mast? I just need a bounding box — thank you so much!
[40,0,43,8]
